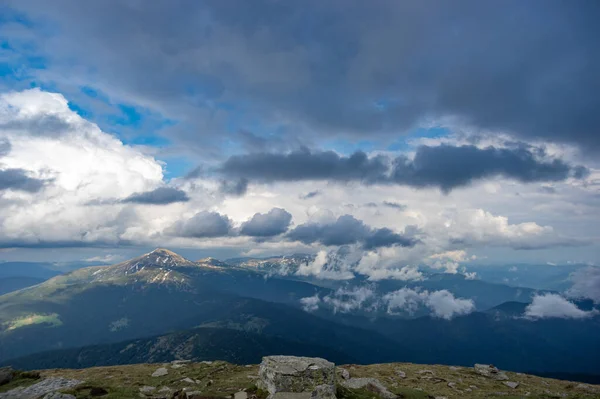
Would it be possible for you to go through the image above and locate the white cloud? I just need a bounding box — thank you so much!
[0,89,164,247]
[295,249,356,280]
[566,267,600,304]
[384,288,475,320]
[524,294,598,319]
[322,286,377,314]
[300,294,321,312]
[424,290,476,320]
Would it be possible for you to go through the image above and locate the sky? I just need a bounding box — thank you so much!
[0,0,598,280]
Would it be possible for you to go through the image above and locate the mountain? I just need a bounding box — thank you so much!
[2,327,355,370]
[0,249,397,363]
[0,276,44,295]
[1,248,599,377]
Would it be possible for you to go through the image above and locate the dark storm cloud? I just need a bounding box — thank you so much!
[0,168,47,192]
[169,211,232,238]
[220,148,388,183]
[220,145,586,192]
[122,187,190,205]
[287,215,416,249]
[240,208,292,237]
[9,0,599,150]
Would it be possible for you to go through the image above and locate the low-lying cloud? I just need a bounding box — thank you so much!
[301,285,475,320]
[566,267,600,304]
[524,294,598,319]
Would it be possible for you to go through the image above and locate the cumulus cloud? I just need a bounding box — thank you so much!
[287,214,416,249]
[525,294,598,319]
[122,187,189,205]
[566,267,600,304]
[168,211,232,238]
[0,89,164,247]
[220,146,586,192]
[384,288,475,320]
[240,208,292,237]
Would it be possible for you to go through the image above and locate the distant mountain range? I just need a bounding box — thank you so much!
[0,248,598,377]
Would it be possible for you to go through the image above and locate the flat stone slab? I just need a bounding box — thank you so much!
[0,377,82,399]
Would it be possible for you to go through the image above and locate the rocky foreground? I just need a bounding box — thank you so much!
[1,356,599,399]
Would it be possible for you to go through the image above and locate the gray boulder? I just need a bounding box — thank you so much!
[152,367,169,377]
[474,364,509,381]
[258,356,336,399]
[341,378,397,399]
[503,381,519,389]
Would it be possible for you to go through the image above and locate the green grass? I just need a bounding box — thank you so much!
[3,313,62,331]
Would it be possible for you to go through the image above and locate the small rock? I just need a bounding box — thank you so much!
[340,369,350,380]
[394,369,406,379]
[181,378,196,384]
[172,364,186,369]
[172,360,191,365]
[159,387,173,393]
[234,392,248,399]
[447,382,457,389]
[504,381,519,389]
[418,369,434,375]
[434,397,447,399]
[465,388,472,392]
[140,386,156,394]
[201,361,214,365]
[469,385,478,389]
[152,367,169,377]
[247,375,259,380]
[195,380,201,384]
[206,379,213,387]
[186,391,204,399]
[449,366,460,371]
[474,364,508,381]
